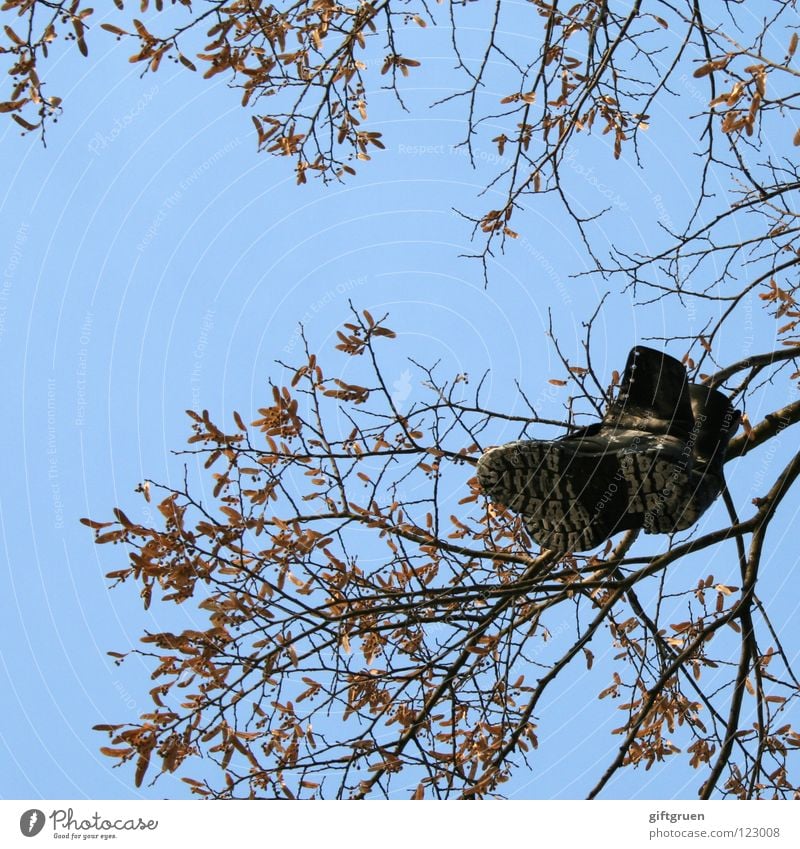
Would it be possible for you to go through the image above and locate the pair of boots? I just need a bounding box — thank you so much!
[476,347,740,552]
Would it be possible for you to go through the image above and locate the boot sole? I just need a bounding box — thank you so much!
[477,438,690,552]
[670,469,724,532]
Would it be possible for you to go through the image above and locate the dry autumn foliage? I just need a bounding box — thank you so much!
[6,1,800,797]
[4,1,800,277]
[0,0,800,284]
[84,305,800,799]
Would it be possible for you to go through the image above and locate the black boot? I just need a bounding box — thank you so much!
[601,346,694,439]
[668,384,741,531]
[604,347,699,537]
[477,347,696,552]
[477,431,667,551]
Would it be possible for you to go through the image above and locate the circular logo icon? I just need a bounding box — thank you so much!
[19,810,46,837]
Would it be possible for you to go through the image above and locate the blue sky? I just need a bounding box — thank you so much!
[1,3,797,800]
